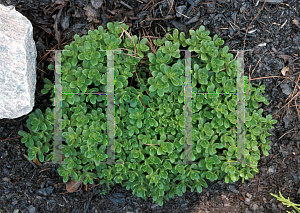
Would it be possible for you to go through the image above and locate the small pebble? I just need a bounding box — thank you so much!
[251,203,259,211]
[229,185,236,192]
[246,193,252,199]
[176,5,187,17]
[244,197,251,205]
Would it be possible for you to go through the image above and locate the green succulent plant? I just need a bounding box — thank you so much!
[18,22,277,207]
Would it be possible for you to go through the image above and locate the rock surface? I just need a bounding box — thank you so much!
[0,4,36,119]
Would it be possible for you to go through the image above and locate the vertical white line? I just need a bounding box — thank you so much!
[236,51,246,164]
[105,50,115,164]
[53,50,63,164]
[184,50,193,164]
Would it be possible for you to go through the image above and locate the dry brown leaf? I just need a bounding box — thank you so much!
[276,54,292,62]
[83,4,99,22]
[66,180,82,193]
[281,66,289,76]
[32,158,42,166]
[292,19,300,28]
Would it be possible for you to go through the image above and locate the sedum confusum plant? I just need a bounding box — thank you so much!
[18,22,277,206]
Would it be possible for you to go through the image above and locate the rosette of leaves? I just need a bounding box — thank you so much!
[18,23,278,207]
[19,21,149,182]
[18,108,54,162]
[147,25,277,187]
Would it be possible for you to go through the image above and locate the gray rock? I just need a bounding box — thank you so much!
[45,186,54,194]
[280,83,292,96]
[244,197,251,205]
[283,112,293,128]
[278,203,285,210]
[181,201,188,207]
[229,185,236,192]
[0,4,36,119]
[251,203,259,211]
[107,193,126,205]
[233,189,239,194]
[11,200,18,205]
[246,193,252,199]
[61,15,70,30]
[244,208,252,213]
[272,203,278,211]
[267,165,276,174]
[37,188,47,196]
[221,193,229,201]
[28,205,36,213]
[6,193,17,199]
[2,177,10,182]
[176,5,187,17]
[240,5,247,13]
[91,0,103,9]
[36,38,45,52]
[290,172,300,183]
[263,197,267,204]
[217,181,223,185]
[184,11,201,25]
[135,207,142,213]
[3,167,9,175]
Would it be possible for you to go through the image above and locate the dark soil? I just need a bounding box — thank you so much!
[1,0,300,212]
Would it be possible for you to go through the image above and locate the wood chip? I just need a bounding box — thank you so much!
[292,19,300,28]
[2,177,10,182]
[276,54,292,62]
[83,4,99,22]
[281,66,289,76]
[258,43,266,47]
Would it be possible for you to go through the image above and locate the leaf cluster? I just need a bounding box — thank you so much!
[19,22,277,206]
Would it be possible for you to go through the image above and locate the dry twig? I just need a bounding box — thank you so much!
[0,135,21,142]
[23,154,38,169]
